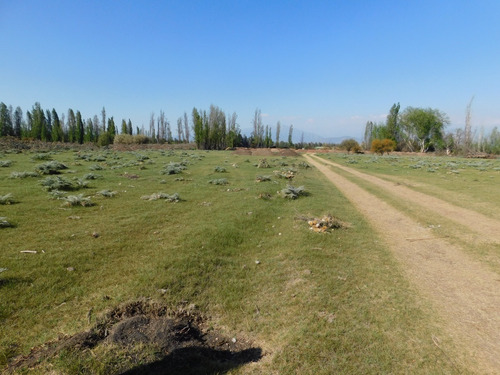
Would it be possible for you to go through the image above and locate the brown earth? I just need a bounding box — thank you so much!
[7,300,261,374]
[304,154,500,374]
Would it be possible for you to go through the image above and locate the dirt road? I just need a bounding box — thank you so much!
[304,154,500,374]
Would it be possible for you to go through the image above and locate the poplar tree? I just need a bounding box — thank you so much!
[76,110,84,144]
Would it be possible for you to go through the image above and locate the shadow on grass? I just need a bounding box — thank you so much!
[0,276,30,289]
[120,346,262,375]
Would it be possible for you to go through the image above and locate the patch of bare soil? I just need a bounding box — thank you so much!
[305,154,500,374]
[7,300,261,374]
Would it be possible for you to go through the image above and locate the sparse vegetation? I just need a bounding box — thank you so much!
[279,184,307,199]
[35,160,68,175]
[0,193,16,205]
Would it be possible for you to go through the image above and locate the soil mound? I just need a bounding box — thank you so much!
[7,300,262,374]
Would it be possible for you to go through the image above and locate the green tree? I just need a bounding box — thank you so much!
[0,102,13,136]
[340,138,361,153]
[386,102,401,146]
[400,107,449,152]
[76,111,84,144]
[288,124,294,147]
[67,109,76,143]
[51,109,64,142]
[121,119,128,134]
[31,102,47,140]
[84,118,94,143]
[276,121,281,147]
[127,119,133,135]
[13,106,23,138]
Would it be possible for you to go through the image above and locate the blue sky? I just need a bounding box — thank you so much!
[1,0,499,139]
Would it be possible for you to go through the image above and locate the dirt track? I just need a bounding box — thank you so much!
[304,154,500,374]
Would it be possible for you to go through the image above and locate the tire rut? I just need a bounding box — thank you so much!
[304,154,500,374]
[310,155,500,244]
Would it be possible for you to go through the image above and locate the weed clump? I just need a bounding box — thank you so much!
[40,176,75,191]
[0,194,16,205]
[274,169,296,179]
[61,194,95,207]
[279,185,307,199]
[255,175,272,182]
[140,192,180,202]
[0,217,13,228]
[208,178,228,185]
[257,159,271,168]
[162,162,187,175]
[10,171,39,179]
[214,166,227,173]
[97,190,117,197]
[35,161,68,175]
[0,160,13,167]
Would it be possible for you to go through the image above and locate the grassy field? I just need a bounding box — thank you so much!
[0,148,480,374]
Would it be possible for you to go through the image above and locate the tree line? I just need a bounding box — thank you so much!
[0,102,300,150]
[363,102,500,155]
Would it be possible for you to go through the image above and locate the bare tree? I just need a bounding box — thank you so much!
[183,112,190,143]
[177,117,184,142]
[276,121,281,147]
[149,112,155,141]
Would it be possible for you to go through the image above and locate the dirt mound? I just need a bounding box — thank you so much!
[7,300,262,374]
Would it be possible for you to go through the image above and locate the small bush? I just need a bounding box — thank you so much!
[82,173,102,180]
[256,175,272,182]
[40,176,74,191]
[61,194,94,207]
[10,171,39,179]
[0,160,13,167]
[31,153,53,161]
[208,178,228,185]
[214,166,227,173]
[161,162,186,175]
[0,217,13,228]
[257,159,271,168]
[89,164,103,171]
[97,190,117,197]
[371,139,396,155]
[274,169,296,179]
[35,161,68,175]
[339,139,361,153]
[279,185,307,199]
[0,194,16,205]
[298,161,311,169]
[140,192,180,202]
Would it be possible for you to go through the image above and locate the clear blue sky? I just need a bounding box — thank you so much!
[1,0,499,139]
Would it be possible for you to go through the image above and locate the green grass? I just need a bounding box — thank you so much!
[0,148,473,374]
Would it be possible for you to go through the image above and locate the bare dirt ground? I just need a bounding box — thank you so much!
[304,154,500,374]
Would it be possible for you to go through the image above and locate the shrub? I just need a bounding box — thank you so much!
[0,160,13,167]
[10,171,39,179]
[279,185,307,199]
[208,178,228,185]
[35,161,68,175]
[214,166,227,173]
[256,175,272,182]
[161,162,186,175]
[257,159,271,168]
[40,176,74,191]
[61,194,94,207]
[140,192,180,202]
[0,194,15,205]
[0,217,13,228]
[274,169,296,179]
[97,190,117,197]
[30,153,53,161]
[339,139,361,153]
[371,139,396,155]
[82,173,102,180]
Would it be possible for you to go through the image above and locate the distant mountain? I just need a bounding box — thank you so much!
[240,127,360,145]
